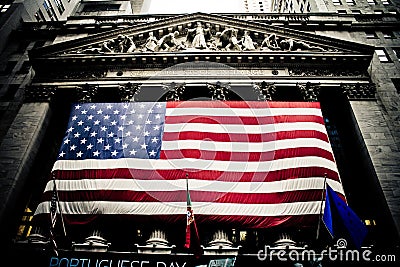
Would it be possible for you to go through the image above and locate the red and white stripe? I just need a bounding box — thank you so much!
[34,101,344,228]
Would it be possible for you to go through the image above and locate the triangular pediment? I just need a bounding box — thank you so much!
[30,12,373,58]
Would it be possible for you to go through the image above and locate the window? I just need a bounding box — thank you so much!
[15,208,34,241]
[376,49,390,62]
[392,78,400,94]
[352,10,362,14]
[365,31,378,38]
[0,4,10,13]
[82,4,121,12]
[337,9,347,14]
[35,9,46,22]
[381,0,390,5]
[382,32,395,39]
[53,0,65,14]
[32,40,46,50]
[16,61,31,74]
[346,0,355,5]
[393,48,400,60]
[0,61,17,75]
[43,0,58,21]
[332,0,342,5]
[374,10,383,14]
[0,84,19,101]
[367,0,376,4]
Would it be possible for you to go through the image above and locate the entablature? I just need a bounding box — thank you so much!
[25,81,376,104]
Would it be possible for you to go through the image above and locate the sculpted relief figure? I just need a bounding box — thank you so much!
[156,31,186,51]
[102,34,136,53]
[260,34,327,52]
[186,22,212,49]
[216,28,241,51]
[240,30,256,51]
[279,38,326,52]
[142,32,158,52]
[261,33,280,50]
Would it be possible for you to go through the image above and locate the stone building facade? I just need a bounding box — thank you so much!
[0,1,399,266]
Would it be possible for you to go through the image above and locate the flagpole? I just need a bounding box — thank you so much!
[186,173,189,205]
[52,173,67,237]
[316,173,327,241]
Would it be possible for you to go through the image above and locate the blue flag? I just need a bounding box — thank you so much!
[323,184,368,249]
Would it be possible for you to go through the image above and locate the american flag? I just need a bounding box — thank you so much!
[34,101,344,228]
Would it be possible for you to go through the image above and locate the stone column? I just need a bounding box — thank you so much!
[350,101,400,237]
[0,89,53,243]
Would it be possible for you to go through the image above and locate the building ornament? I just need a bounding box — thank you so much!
[253,81,277,101]
[24,85,57,102]
[162,82,186,101]
[50,70,107,80]
[207,81,231,101]
[297,82,321,102]
[288,68,367,77]
[118,82,141,102]
[72,230,110,252]
[76,83,99,103]
[341,83,376,99]
[74,23,331,54]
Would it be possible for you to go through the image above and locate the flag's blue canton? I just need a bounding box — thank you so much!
[58,103,166,160]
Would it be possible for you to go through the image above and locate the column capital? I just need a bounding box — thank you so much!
[75,83,99,103]
[253,81,277,101]
[118,82,141,102]
[207,81,231,101]
[162,82,186,101]
[297,82,321,102]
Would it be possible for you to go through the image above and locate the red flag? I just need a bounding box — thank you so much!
[185,174,202,258]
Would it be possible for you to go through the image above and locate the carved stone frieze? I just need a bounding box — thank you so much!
[118,82,141,102]
[341,83,376,100]
[253,81,277,101]
[76,84,99,103]
[72,22,334,55]
[162,82,186,101]
[207,81,231,101]
[24,85,56,102]
[50,70,107,80]
[288,68,367,77]
[297,82,321,102]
